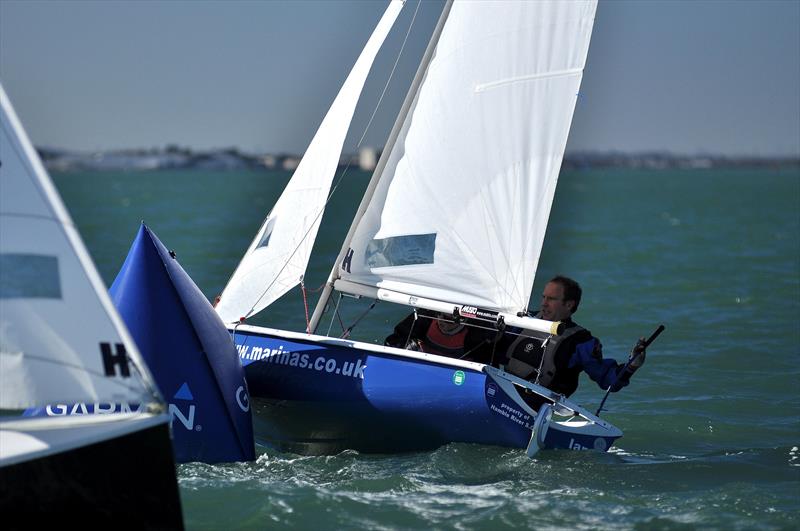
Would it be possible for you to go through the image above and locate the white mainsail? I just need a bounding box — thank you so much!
[333,0,597,315]
[0,84,161,409]
[215,0,404,324]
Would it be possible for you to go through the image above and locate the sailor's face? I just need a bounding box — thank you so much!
[540,282,574,321]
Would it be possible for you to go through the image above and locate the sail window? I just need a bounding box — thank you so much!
[0,253,62,299]
[256,217,277,249]
[366,233,436,268]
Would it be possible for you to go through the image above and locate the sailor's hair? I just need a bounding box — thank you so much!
[548,275,582,314]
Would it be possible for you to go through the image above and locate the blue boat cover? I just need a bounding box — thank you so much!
[110,224,255,463]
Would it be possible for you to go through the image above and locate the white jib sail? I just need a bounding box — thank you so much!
[0,84,161,409]
[215,0,404,324]
[336,0,597,314]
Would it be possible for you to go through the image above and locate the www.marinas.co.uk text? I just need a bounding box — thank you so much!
[236,344,366,379]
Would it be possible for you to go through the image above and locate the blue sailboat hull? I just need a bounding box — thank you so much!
[232,324,622,455]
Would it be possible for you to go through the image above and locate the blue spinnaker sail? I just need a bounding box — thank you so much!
[110,224,255,463]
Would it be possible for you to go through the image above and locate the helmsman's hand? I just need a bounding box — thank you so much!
[628,337,647,371]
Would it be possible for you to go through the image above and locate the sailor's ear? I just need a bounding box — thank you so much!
[565,299,576,313]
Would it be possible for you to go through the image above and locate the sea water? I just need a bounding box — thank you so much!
[54,167,799,529]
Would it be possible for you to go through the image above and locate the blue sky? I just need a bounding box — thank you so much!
[1,0,798,157]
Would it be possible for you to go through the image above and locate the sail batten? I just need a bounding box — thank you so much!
[215,0,404,324]
[334,0,598,315]
[475,67,584,92]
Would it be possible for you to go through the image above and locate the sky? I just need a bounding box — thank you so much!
[1,0,798,157]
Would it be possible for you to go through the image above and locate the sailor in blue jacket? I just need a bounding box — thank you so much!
[500,276,646,404]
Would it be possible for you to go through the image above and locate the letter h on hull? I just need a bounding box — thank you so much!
[100,342,130,378]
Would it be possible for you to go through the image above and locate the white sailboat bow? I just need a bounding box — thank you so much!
[324,0,597,322]
[215,0,404,324]
[0,84,161,410]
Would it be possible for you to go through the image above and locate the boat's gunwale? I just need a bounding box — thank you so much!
[230,322,487,373]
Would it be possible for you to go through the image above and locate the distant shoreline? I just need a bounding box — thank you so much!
[37,146,800,173]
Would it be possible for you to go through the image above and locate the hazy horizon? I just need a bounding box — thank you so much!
[2,0,798,158]
[33,143,800,161]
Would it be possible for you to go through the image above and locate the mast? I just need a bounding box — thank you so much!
[309,0,454,333]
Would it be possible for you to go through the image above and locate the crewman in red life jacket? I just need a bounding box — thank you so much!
[384,310,496,362]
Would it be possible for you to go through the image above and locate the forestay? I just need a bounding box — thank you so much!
[215,0,404,324]
[0,84,160,409]
[336,0,597,314]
